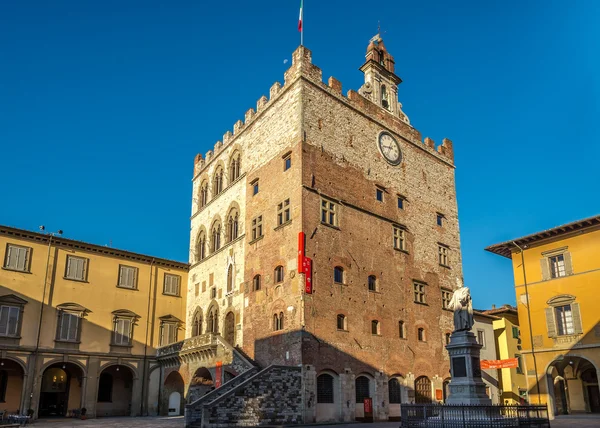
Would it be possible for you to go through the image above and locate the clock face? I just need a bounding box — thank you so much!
[378,132,402,165]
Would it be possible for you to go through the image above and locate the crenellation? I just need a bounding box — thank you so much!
[269,82,282,99]
[206,150,213,162]
[245,108,255,123]
[328,76,342,94]
[223,130,233,144]
[214,141,223,153]
[257,95,268,111]
[424,137,435,150]
[439,138,454,161]
[234,119,244,135]
[284,46,323,84]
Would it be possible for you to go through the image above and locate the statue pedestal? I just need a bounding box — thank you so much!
[445,330,492,405]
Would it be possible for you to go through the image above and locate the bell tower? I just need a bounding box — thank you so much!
[358,35,410,124]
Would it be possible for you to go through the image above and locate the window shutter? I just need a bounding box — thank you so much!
[571,303,583,334]
[540,258,550,281]
[132,268,137,288]
[5,246,13,269]
[23,248,30,271]
[66,258,72,278]
[0,306,8,335]
[82,259,87,280]
[545,307,557,338]
[16,247,26,271]
[564,252,574,275]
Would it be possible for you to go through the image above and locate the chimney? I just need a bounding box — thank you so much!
[492,304,496,309]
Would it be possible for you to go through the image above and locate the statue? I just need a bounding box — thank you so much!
[448,283,474,332]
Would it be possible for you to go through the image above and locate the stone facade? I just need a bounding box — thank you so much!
[177,35,463,426]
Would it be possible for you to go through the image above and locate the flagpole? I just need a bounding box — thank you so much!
[300,0,304,46]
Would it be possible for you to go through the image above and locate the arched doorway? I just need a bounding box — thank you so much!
[163,371,184,416]
[96,365,134,417]
[224,312,235,345]
[415,376,432,404]
[547,356,600,415]
[388,375,405,421]
[442,378,451,402]
[0,359,24,413]
[354,374,373,420]
[316,371,340,422]
[39,363,83,417]
[188,367,213,404]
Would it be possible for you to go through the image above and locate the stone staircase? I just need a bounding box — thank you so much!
[186,365,303,428]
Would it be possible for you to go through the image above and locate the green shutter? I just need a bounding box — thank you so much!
[540,258,550,281]
[545,307,557,338]
[571,303,583,334]
[564,252,574,275]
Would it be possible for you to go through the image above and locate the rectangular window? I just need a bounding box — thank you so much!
[477,330,486,348]
[113,318,132,345]
[210,287,217,299]
[160,322,178,346]
[393,226,406,251]
[65,255,88,281]
[555,305,575,335]
[321,199,338,227]
[118,265,138,289]
[284,154,292,171]
[438,244,449,267]
[0,305,20,337]
[436,213,444,227]
[441,290,452,310]
[515,354,523,374]
[413,282,426,304]
[58,312,79,342]
[512,326,520,339]
[399,321,405,339]
[163,274,181,296]
[277,199,291,226]
[376,188,384,202]
[3,244,31,272]
[252,179,259,195]
[252,215,263,240]
[397,196,405,210]
[549,254,566,278]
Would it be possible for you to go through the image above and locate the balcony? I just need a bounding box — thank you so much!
[157,333,217,358]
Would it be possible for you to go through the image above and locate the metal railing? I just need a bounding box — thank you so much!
[401,404,550,428]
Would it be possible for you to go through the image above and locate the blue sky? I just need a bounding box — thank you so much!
[1,1,598,309]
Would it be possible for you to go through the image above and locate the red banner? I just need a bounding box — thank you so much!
[481,358,519,369]
[304,257,313,294]
[215,361,222,387]
[363,398,372,414]
[298,232,305,273]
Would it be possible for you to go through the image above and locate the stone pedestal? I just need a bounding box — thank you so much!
[445,330,492,405]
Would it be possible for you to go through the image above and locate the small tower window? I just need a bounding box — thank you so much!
[368,275,377,292]
[334,266,344,284]
[371,320,380,335]
[379,49,385,66]
[381,85,389,110]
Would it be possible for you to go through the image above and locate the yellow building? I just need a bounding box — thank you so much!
[0,225,187,419]
[482,305,527,405]
[486,215,600,417]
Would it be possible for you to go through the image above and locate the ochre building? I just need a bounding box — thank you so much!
[158,37,463,426]
[0,225,188,419]
[486,215,600,417]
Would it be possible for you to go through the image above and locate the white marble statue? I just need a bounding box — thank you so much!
[448,282,474,332]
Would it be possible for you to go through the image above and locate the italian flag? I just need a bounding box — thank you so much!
[298,0,303,32]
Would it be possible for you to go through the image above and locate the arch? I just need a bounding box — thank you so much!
[388,374,405,421]
[226,206,240,243]
[253,274,261,291]
[226,264,234,294]
[192,307,203,337]
[381,84,389,110]
[442,378,451,402]
[274,265,284,283]
[212,163,225,196]
[196,227,207,262]
[415,376,432,404]
[163,371,184,416]
[368,275,377,291]
[40,358,87,377]
[97,361,139,379]
[337,314,347,331]
[206,304,219,334]
[224,311,235,345]
[0,359,24,415]
[210,217,222,253]
[371,320,380,335]
[198,177,209,208]
[39,362,84,417]
[355,373,374,420]
[229,150,242,183]
[316,370,341,422]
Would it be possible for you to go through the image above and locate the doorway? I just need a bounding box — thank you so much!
[39,363,82,417]
[224,312,235,345]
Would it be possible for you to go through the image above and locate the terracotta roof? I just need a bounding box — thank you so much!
[0,225,189,269]
[485,214,600,258]
[482,305,518,316]
[473,310,500,320]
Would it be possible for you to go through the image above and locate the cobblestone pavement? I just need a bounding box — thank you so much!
[28,414,600,428]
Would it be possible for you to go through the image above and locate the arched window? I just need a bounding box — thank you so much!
[368,275,377,292]
[213,167,224,196]
[445,332,451,345]
[418,327,425,342]
[381,85,389,110]
[199,181,209,208]
[334,266,344,284]
[317,373,334,403]
[337,314,346,331]
[226,265,233,294]
[97,373,113,402]
[192,310,203,337]
[229,152,241,182]
[355,376,371,403]
[274,266,284,283]
[379,49,385,66]
[197,230,206,261]
[399,320,406,339]
[211,222,221,253]
[227,210,239,242]
[371,320,380,335]
[273,312,284,331]
[207,306,218,334]
[389,378,402,404]
[253,275,261,291]
[279,312,284,329]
